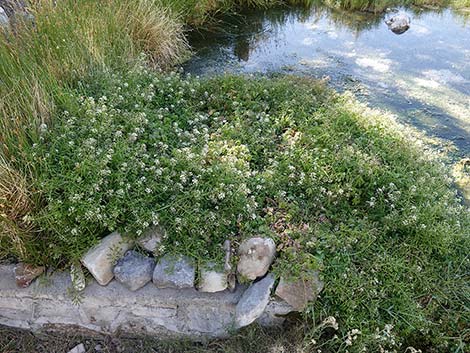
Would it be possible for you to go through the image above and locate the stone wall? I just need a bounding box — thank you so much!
[0,264,289,339]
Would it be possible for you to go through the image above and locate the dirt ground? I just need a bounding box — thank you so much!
[0,323,306,353]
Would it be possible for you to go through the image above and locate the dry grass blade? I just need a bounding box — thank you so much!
[0,157,36,260]
[122,0,190,67]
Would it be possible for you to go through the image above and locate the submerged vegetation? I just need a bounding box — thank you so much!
[1,0,469,352]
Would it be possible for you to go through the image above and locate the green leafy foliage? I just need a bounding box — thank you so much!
[1,0,469,351]
[24,66,469,351]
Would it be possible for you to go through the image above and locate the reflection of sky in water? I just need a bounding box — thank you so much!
[185,7,470,155]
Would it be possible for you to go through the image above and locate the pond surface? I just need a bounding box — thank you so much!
[185,5,470,156]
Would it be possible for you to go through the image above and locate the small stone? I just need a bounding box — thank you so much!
[237,237,276,281]
[235,273,275,328]
[81,232,132,286]
[153,255,195,289]
[68,343,85,353]
[15,263,45,288]
[198,263,227,293]
[70,262,86,292]
[257,298,295,327]
[113,250,155,291]
[227,273,237,292]
[385,13,410,35]
[223,239,232,272]
[275,272,324,311]
[137,226,164,252]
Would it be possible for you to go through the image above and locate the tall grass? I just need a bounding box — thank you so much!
[1,0,188,153]
[0,0,188,262]
[0,156,36,261]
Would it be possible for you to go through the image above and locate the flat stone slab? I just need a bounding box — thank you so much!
[0,264,247,339]
[81,232,132,286]
[153,255,195,289]
[235,274,275,328]
[113,251,155,291]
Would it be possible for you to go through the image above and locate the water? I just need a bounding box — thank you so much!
[185,5,470,155]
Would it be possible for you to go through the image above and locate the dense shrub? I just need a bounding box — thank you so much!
[24,65,469,351]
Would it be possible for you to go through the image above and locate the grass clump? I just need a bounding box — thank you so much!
[1,0,188,154]
[0,157,38,261]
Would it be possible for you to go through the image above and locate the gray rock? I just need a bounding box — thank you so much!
[198,263,227,293]
[67,343,85,353]
[113,251,155,291]
[81,232,132,286]
[137,226,164,252]
[235,274,275,328]
[275,272,324,311]
[0,1,31,29]
[0,6,9,29]
[153,255,195,289]
[237,238,276,281]
[0,264,249,339]
[227,273,237,292]
[257,298,295,327]
[385,13,410,35]
[223,239,232,272]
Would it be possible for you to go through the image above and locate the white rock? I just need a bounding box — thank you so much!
[81,232,132,286]
[237,238,276,281]
[68,343,85,353]
[198,263,227,293]
[235,274,275,328]
[137,226,164,252]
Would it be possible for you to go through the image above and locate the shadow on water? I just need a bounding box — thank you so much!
[185,4,470,158]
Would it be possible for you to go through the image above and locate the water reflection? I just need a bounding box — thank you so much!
[185,5,470,155]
